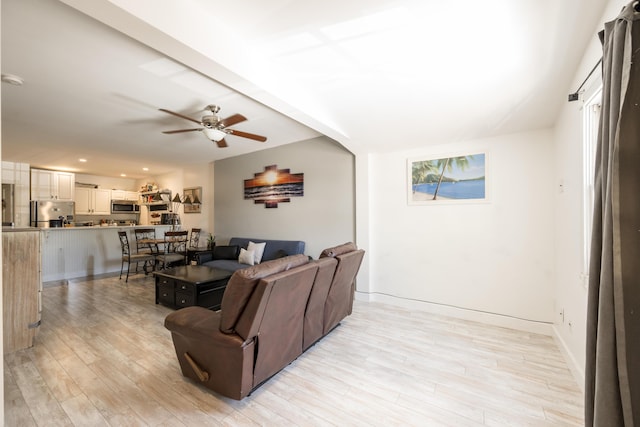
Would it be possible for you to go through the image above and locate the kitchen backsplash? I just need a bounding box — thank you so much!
[74,213,139,226]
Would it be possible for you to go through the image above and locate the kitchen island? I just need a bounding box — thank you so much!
[39,225,172,283]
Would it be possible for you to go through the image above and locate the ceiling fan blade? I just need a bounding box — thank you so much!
[216,138,228,148]
[162,128,202,134]
[159,108,202,125]
[227,129,267,142]
[219,114,247,128]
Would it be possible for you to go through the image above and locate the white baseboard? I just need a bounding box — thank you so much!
[355,291,553,336]
[551,325,585,394]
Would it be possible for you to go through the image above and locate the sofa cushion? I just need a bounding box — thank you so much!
[273,249,289,259]
[319,242,357,258]
[229,238,305,262]
[213,245,241,260]
[219,254,309,333]
[203,259,248,272]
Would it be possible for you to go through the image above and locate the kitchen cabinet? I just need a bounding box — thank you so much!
[30,169,75,200]
[1,162,31,227]
[110,189,125,200]
[111,189,139,201]
[125,191,139,201]
[3,229,41,353]
[75,187,111,215]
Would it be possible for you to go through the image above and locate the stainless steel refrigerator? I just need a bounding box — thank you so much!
[30,200,75,228]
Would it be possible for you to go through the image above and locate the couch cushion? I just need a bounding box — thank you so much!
[213,245,240,260]
[219,254,309,333]
[229,238,305,262]
[202,259,247,272]
[319,242,357,258]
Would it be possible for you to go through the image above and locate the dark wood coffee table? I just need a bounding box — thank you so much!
[154,265,232,311]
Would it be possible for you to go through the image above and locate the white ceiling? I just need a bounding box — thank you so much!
[1,0,609,179]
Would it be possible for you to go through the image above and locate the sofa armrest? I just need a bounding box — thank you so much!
[164,306,244,348]
[195,251,213,264]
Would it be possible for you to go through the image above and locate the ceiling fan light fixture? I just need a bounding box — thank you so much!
[203,127,227,142]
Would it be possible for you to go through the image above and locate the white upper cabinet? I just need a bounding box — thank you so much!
[30,169,75,201]
[111,189,139,201]
[125,191,139,201]
[56,172,74,200]
[110,189,125,200]
[75,187,110,215]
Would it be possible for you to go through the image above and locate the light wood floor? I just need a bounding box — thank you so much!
[5,273,584,426]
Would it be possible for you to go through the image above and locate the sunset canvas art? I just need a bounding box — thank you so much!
[244,165,304,208]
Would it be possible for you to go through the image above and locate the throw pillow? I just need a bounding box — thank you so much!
[247,241,266,264]
[238,248,255,265]
[213,245,240,260]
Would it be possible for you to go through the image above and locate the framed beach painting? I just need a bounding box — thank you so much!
[408,151,488,205]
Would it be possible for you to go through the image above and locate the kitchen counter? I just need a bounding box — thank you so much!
[3,227,40,232]
[44,224,155,230]
[38,225,173,282]
[3,225,167,231]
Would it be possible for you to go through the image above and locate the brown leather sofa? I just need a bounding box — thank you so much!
[303,242,365,350]
[164,243,365,400]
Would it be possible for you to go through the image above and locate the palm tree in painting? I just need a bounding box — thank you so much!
[411,160,439,193]
[431,156,472,200]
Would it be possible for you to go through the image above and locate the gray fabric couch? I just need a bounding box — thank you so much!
[197,237,306,273]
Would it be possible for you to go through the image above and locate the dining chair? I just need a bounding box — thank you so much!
[134,228,157,255]
[188,228,201,249]
[177,227,202,261]
[156,230,188,270]
[118,231,156,282]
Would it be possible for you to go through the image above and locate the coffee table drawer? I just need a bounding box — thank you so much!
[157,280,175,306]
[175,281,194,293]
[154,265,232,310]
[175,291,195,308]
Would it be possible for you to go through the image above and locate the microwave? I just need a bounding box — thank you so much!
[111,200,140,214]
[148,203,170,212]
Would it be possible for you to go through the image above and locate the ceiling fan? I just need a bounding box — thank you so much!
[159,105,267,148]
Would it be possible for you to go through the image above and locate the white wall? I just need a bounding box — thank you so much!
[552,0,627,391]
[181,163,214,242]
[366,130,556,331]
[214,137,355,259]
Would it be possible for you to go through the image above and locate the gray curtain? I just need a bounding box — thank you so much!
[585,1,640,426]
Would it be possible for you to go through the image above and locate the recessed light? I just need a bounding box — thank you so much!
[78,158,87,162]
[1,73,24,86]
[120,174,127,177]
[142,167,149,171]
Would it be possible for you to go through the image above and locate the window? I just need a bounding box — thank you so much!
[582,87,602,286]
